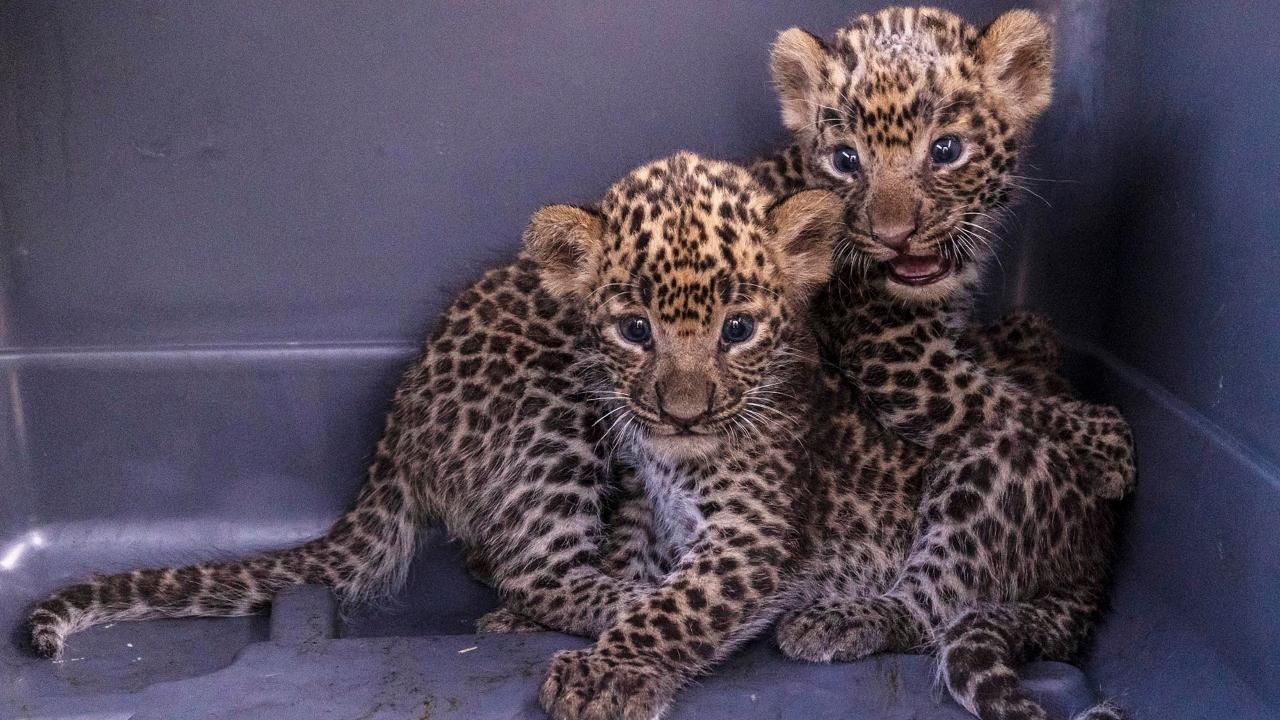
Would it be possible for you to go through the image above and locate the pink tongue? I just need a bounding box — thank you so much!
[891,254,943,278]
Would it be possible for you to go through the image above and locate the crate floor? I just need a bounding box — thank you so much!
[4,586,1100,720]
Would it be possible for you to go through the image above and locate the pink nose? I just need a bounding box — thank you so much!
[873,225,916,252]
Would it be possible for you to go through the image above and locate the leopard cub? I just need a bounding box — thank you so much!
[24,152,886,720]
[760,7,1135,720]
[527,154,849,719]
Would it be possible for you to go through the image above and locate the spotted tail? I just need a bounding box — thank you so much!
[938,592,1125,720]
[27,434,421,659]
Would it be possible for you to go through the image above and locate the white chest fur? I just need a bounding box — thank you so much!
[637,458,705,561]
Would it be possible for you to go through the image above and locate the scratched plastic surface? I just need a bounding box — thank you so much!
[2,2,1278,719]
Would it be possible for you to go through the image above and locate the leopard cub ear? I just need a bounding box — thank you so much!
[523,204,605,299]
[976,9,1055,126]
[766,189,844,298]
[769,28,833,133]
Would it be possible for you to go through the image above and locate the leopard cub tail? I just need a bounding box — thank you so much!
[26,438,424,659]
[26,513,417,660]
[25,545,339,660]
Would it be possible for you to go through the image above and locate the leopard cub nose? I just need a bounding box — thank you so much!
[872,224,917,253]
[656,381,715,427]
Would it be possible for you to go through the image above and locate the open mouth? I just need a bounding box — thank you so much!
[886,253,954,286]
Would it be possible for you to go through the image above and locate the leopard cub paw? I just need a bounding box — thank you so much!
[1071,403,1137,500]
[775,599,891,663]
[540,647,673,720]
[992,310,1063,369]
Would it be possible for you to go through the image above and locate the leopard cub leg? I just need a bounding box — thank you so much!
[984,310,1063,370]
[477,489,664,636]
[939,588,1121,720]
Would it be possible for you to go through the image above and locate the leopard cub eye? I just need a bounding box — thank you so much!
[831,145,861,176]
[617,315,652,345]
[720,314,756,345]
[930,135,963,165]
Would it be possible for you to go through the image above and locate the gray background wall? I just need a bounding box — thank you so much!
[1,2,1277,717]
[1012,0,1280,465]
[0,0,1030,562]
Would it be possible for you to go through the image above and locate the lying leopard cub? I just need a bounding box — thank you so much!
[28,154,794,659]
[24,153,926,719]
[759,7,1134,720]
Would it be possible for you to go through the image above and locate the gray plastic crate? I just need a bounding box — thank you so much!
[2,2,1277,718]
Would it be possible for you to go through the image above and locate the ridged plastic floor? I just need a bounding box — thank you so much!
[4,582,1103,720]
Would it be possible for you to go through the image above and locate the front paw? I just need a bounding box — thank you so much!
[992,310,1063,369]
[1071,404,1137,500]
[539,648,673,720]
[775,600,889,663]
[1082,444,1136,500]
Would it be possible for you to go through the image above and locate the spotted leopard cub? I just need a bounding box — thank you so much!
[526,156,854,719]
[22,153,857,719]
[22,154,831,665]
[760,7,1134,720]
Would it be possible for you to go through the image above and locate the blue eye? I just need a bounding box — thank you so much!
[721,314,756,345]
[930,135,963,164]
[831,145,861,175]
[618,315,651,344]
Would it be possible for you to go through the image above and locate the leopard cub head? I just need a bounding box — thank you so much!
[525,152,841,460]
[771,6,1053,302]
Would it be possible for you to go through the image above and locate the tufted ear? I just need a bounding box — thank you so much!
[976,10,1055,126]
[766,190,844,298]
[523,204,605,298]
[769,28,832,132]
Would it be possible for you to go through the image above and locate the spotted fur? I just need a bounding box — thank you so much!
[23,150,1085,720]
[27,155,837,663]
[755,7,1135,720]
[20,10,1135,720]
[11,156,841,710]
